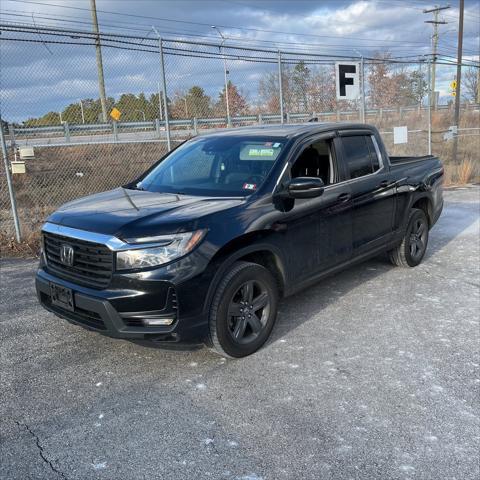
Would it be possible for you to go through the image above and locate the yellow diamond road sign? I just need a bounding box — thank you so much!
[450,80,457,90]
[110,107,121,121]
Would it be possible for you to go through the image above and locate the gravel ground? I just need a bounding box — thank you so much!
[1,187,479,480]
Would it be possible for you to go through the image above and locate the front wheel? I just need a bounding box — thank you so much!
[208,261,279,358]
[389,208,429,267]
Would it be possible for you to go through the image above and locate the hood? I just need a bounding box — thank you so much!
[47,188,245,239]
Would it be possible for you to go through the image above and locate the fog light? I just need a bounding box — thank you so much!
[142,318,175,326]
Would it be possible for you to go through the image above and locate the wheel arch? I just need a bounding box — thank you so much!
[411,195,433,227]
[202,232,287,314]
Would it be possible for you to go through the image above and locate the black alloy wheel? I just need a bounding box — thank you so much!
[227,279,271,344]
[209,261,279,357]
[389,208,429,267]
[409,215,428,262]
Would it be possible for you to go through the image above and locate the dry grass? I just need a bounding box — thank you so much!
[0,230,40,258]
[458,159,475,185]
[444,159,479,187]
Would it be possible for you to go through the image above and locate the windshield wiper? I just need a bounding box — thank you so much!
[122,185,145,192]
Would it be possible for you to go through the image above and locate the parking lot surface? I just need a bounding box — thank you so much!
[1,187,479,480]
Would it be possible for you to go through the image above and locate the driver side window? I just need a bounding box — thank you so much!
[291,139,335,185]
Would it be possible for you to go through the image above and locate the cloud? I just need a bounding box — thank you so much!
[0,0,478,121]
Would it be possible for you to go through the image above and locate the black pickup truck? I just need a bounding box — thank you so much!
[36,123,443,357]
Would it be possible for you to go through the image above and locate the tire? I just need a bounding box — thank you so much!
[389,208,429,267]
[208,261,279,358]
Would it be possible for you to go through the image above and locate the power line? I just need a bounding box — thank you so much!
[0,22,429,57]
[6,0,431,45]
[5,1,478,57]
[1,23,478,68]
[0,13,433,53]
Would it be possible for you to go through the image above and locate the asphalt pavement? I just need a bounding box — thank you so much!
[1,186,479,480]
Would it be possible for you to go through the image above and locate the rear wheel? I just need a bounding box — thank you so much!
[208,261,279,358]
[389,208,429,267]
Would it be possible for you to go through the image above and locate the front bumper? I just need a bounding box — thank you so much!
[36,267,208,344]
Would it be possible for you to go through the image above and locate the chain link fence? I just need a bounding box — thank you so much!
[1,24,479,243]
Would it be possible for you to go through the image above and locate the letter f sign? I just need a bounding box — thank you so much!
[335,62,360,100]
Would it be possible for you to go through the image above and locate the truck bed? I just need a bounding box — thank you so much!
[389,155,436,166]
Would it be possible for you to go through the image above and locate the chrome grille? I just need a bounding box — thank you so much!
[43,232,113,289]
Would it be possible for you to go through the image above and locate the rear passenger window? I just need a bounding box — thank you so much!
[343,135,381,179]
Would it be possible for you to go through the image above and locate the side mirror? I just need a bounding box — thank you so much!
[286,177,325,199]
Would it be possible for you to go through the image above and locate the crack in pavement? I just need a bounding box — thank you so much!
[15,421,69,480]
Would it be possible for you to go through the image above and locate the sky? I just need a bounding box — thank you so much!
[0,0,479,122]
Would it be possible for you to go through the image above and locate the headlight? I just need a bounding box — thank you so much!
[116,230,206,270]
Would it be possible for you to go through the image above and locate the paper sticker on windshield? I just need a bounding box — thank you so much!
[243,183,257,191]
[239,143,282,161]
[248,148,274,157]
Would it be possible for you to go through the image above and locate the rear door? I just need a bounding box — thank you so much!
[338,131,396,254]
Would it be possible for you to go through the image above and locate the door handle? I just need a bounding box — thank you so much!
[337,192,351,202]
[378,180,390,188]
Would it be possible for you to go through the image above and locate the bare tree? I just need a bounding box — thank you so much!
[462,66,479,103]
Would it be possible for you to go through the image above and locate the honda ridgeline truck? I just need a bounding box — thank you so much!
[36,123,443,357]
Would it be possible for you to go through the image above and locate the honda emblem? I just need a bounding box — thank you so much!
[60,244,74,266]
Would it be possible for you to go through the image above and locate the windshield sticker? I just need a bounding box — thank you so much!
[248,148,274,157]
[243,183,257,191]
[239,142,283,161]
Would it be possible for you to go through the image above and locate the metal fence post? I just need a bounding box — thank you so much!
[258,113,263,125]
[193,117,198,135]
[8,124,16,149]
[158,38,171,151]
[112,121,118,142]
[359,55,366,123]
[63,121,70,143]
[155,118,161,138]
[277,50,284,124]
[0,118,22,242]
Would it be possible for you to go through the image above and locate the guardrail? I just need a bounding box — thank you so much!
[6,104,478,148]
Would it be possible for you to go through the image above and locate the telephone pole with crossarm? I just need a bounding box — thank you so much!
[424,4,450,110]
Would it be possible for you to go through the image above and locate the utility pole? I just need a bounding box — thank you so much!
[424,4,450,110]
[90,0,108,123]
[426,56,432,155]
[452,0,464,163]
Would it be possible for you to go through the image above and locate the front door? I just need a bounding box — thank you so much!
[277,136,353,283]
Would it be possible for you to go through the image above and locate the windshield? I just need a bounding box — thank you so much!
[136,135,287,197]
